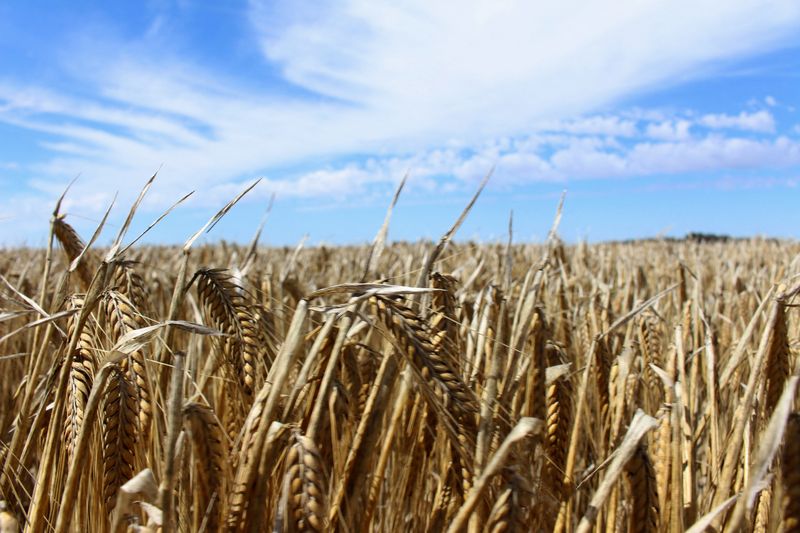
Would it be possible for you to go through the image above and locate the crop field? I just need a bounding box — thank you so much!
[0,190,799,532]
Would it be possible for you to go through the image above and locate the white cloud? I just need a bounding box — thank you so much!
[0,0,799,241]
[309,130,800,188]
[254,1,800,136]
[626,135,800,174]
[699,110,776,133]
[645,120,692,141]
[542,134,800,179]
[539,116,638,137]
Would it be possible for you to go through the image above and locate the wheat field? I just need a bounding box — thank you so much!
[0,185,799,532]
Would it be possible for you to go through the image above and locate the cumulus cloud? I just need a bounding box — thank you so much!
[645,120,692,141]
[277,130,800,191]
[627,135,799,174]
[0,0,799,241]
[538,117,639,138]
[699,110,776,132]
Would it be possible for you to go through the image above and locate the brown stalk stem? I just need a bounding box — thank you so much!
[160,351,186,533]
[53,363,117,533]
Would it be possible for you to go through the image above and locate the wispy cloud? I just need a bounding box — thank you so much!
[0,1,799,242]
[254,0,800,130]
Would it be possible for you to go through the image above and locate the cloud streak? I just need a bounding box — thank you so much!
[0,1,799,242]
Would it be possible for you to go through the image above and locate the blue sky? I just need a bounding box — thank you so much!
[1,1,800,246]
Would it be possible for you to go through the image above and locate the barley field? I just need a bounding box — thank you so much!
[1,188,799,532]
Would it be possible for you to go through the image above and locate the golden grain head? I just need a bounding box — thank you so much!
[0,201,798,533]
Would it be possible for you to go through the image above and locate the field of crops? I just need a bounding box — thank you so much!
[1,189,799,532]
